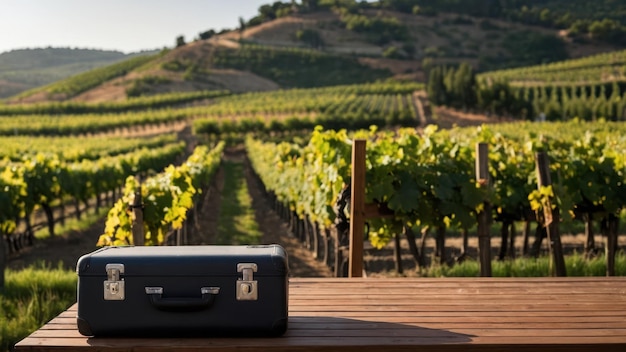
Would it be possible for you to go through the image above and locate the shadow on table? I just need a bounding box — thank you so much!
[286,315,474,343]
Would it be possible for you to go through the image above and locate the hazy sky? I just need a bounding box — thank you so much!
[0,0,272,54]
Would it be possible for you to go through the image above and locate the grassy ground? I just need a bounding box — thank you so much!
[0,265,76,352]
[33,206,109,240]
[424,252,626,277]
[216,160,262,245]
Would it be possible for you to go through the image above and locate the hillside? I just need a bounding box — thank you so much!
[0,48,157,98]
[235,10,620,70]
[4,1,625,104]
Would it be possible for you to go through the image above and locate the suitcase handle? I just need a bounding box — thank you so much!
[145,287,220,312]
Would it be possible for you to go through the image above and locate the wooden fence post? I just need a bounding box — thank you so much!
[476,143,492,277]
[535,152,566,276]
[131,187,145,246]
[0,236,6,288]
[606,214,618,276]
[349,140,366,278]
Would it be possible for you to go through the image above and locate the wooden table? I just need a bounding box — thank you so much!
[15,277,626,351]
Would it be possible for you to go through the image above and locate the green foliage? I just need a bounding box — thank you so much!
[248,120,626,250]
[193,81,423,135]
[125,76,172,97]
[99,142,224,246]
[452,49,626,120]
[1,264,76,351]
[0,90,230,116]
[382,46,403,59]
[14,53,158,99]
[499,31,569,68]
[340,12,410,45]
[175,35,186,48]
[197,29,216,40]
[427,63,477,109]
[161,60,186,72]
[0,141,185,244]
[295,29,325,48]
[211,44,391,88]
[216,161,262,245]
[423,252,626,277]
[0,108,188,136]
[480,49,626,85]
[588,19,625,44]
[376,0,626,46]
[246,1,295,27]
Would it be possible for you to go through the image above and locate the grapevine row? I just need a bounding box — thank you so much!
[0,81,423,136]
[479,49,626,84]
[0,90,230,116]
[0,142,185,247]
[99,142,224,246]
[0,134,177,162]
[0,109,190,136]
[246,122,626,263]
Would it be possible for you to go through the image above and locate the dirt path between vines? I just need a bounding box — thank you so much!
[187,146,331,277]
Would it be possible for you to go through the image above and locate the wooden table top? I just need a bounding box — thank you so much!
[15,277,626,352]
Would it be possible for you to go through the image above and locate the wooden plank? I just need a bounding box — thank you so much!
[15,278,626,352]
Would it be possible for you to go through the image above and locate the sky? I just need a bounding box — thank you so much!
[0,0,273,54]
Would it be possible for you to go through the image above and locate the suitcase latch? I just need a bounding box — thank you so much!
[104,263,125,301]
[236,263,258,301]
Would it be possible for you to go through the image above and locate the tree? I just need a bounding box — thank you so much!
[539,9,552,26]
[588,19,624,44]
[198,29,216,40]
[259,4,276,20]
[296,29,325,48]
[176,35,186,48]
[568,19,589,35]
[427,66,447,106]
[239,16,246,41]
[453,63,477,110]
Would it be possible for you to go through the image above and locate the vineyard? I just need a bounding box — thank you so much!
[2,42,626,352]
[245,121,626,275]
[479,49,626,85]
[428,52,626,121]
[4,2,626,349]
[1,76,625,279]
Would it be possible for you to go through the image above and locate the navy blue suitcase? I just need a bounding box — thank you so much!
[76,245,289,336]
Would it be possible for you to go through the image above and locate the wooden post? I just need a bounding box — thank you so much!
[535,152,566,277]
[131,187,145,246]
[476,143,492,277]
[606,214,618,276]
[0,235,6,288]
[349,140,366,278]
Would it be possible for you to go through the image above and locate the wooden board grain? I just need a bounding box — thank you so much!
[14,277,626,352]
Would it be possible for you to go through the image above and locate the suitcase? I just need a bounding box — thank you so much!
[76,244,289,337]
